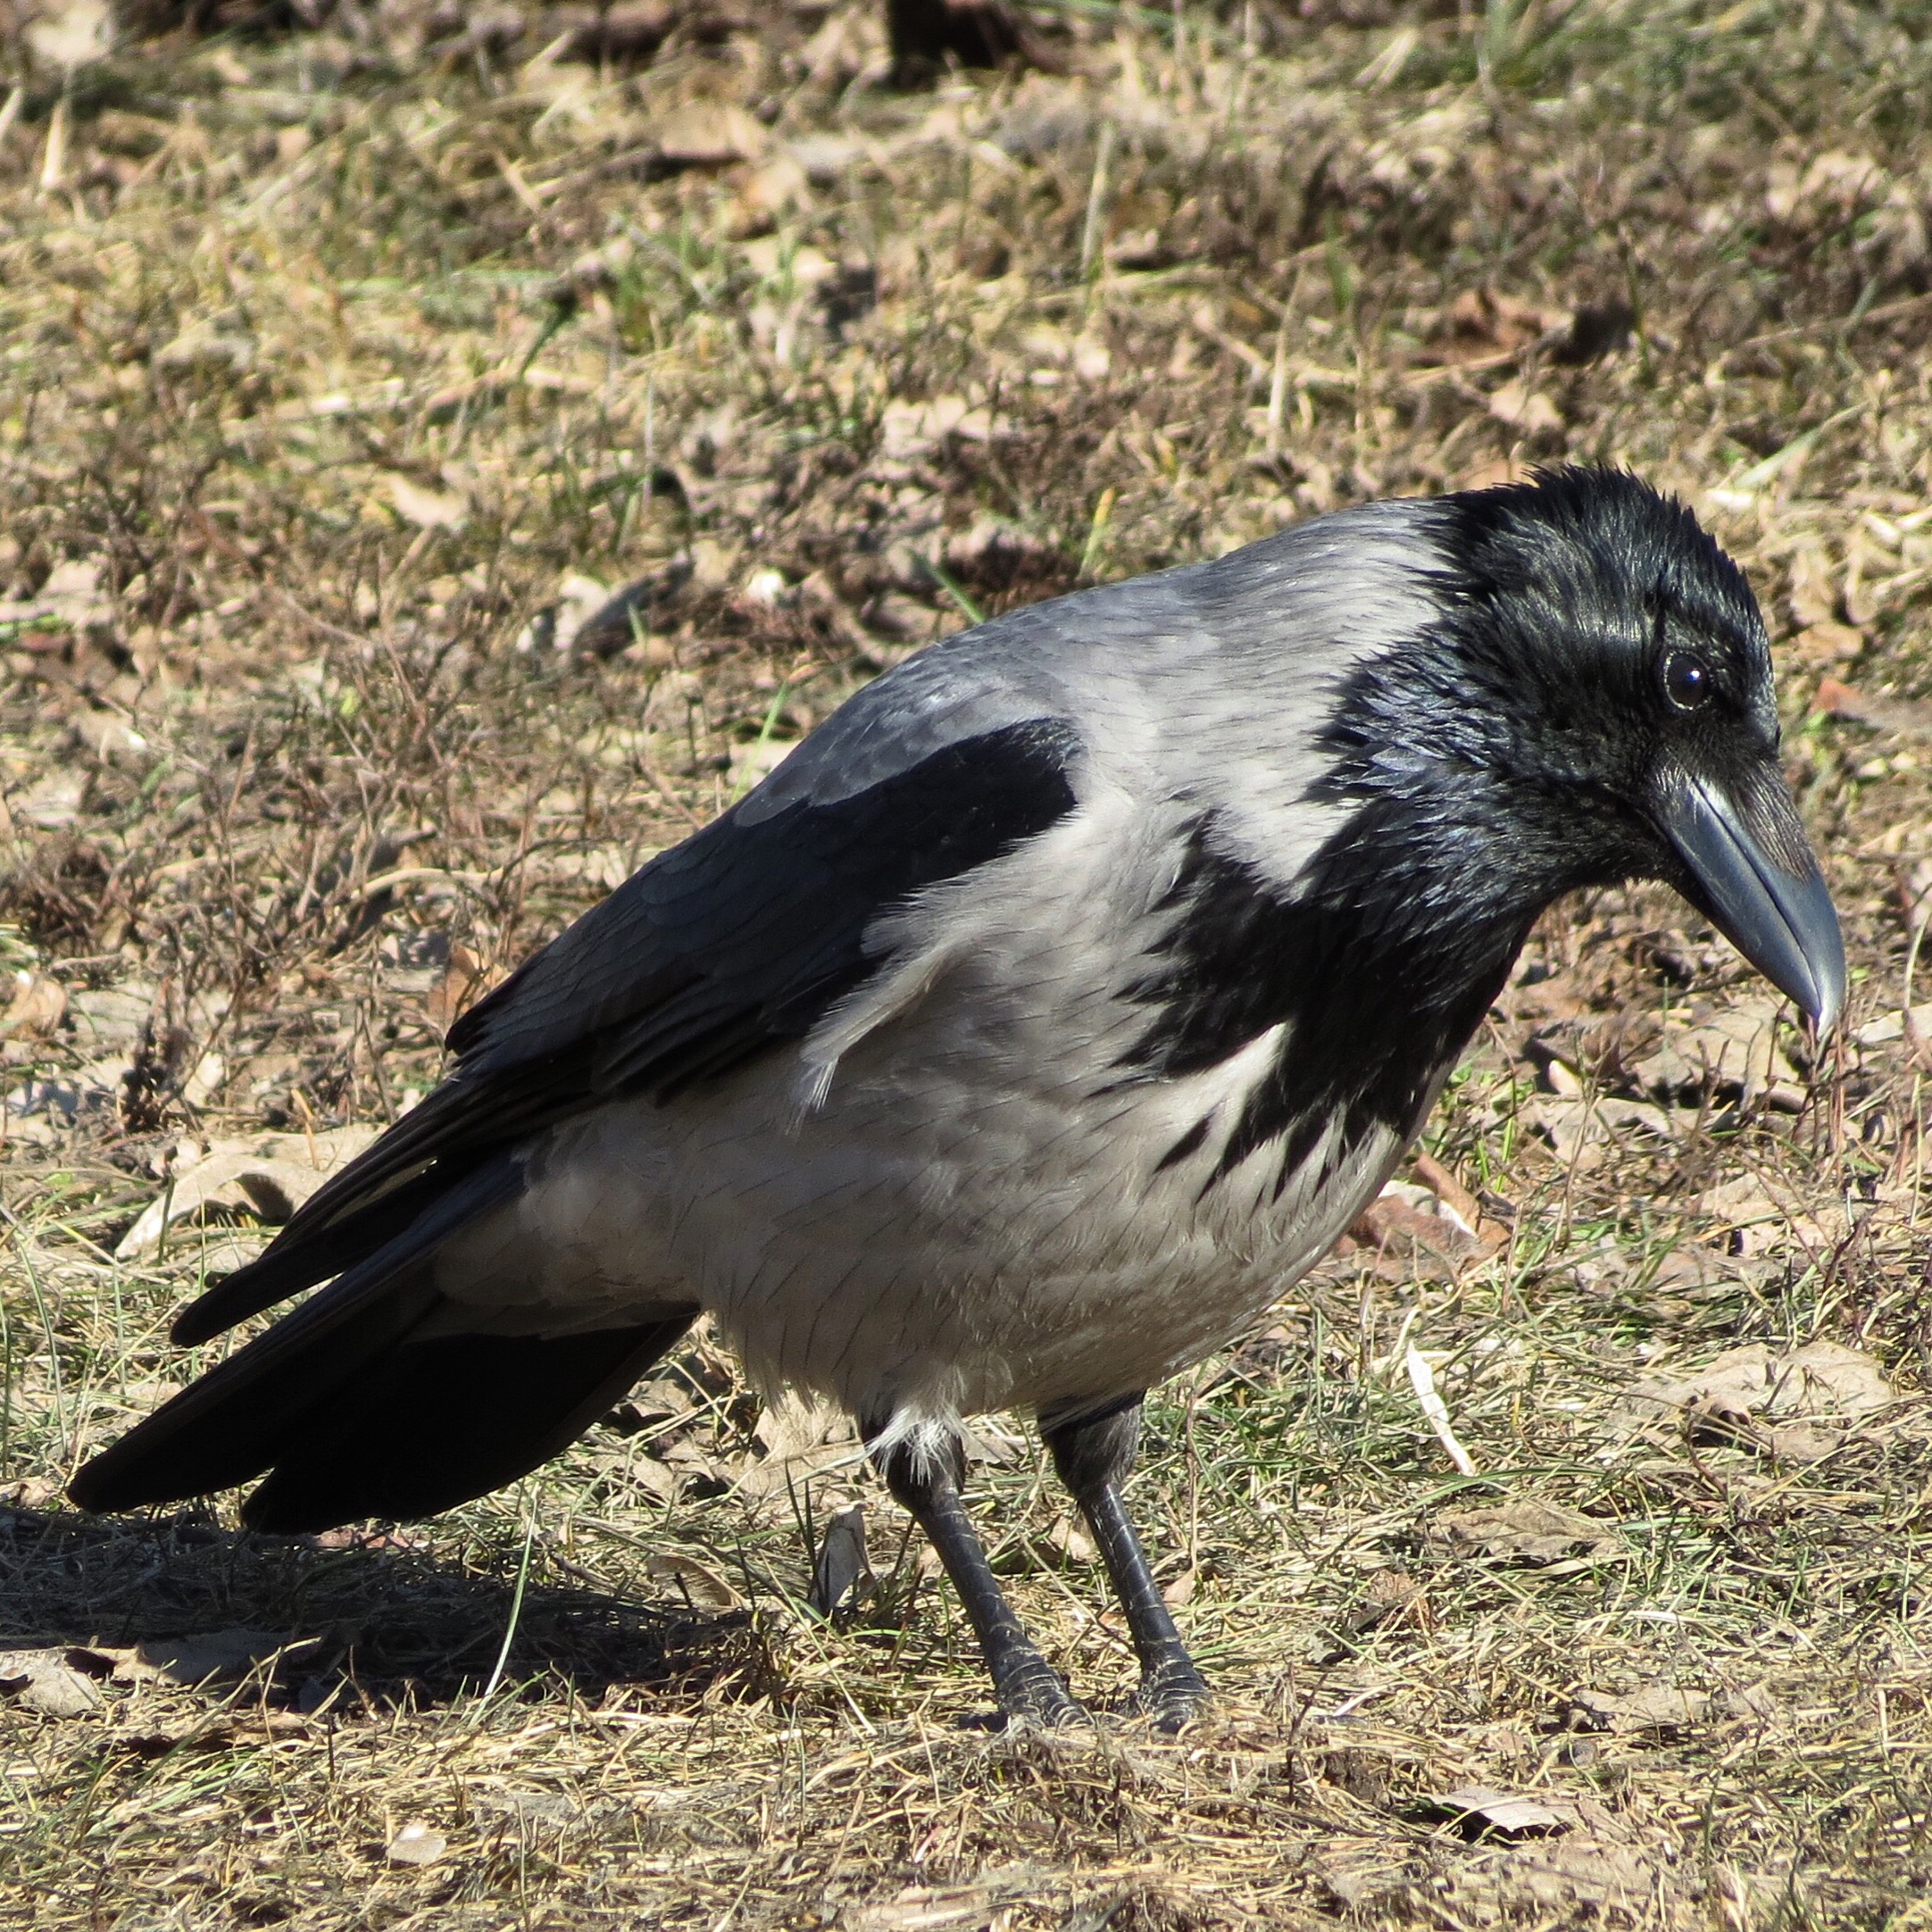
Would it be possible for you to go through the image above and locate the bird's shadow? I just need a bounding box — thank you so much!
[0,1503,766,1711]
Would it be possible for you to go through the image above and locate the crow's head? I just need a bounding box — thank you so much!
[1316,466,1844,1034]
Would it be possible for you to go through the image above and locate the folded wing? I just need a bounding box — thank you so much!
[69,707,1083,1529]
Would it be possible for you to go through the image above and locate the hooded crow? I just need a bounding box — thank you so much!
[72,469,1844,1727]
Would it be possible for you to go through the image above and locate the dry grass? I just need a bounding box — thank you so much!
[1,0,1931,1924]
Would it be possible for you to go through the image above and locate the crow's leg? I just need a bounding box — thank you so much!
[1042,1395,1210,1729]
[867,1420,1083,1728]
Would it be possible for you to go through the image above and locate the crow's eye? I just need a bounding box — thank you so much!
[1662,649,1711,712]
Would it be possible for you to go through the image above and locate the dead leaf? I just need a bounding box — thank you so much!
[423,943,495,1037]
[741,237,836,291]
[941,518,1062,593]
[1786,542,1837,629]
[644,1551,739,1611]
[114,1126,382,1260]
[305,1527,421,1553]
[154,323,254,377]
[610,1375,694,1429]
[1697,1173,1846,1256]
[1489,1836,1673,1913]
[1431,1787,1574,1839]
[1766,150,1887,221]
[385,472,469,531]
[1489,379,1563,433]
[0,970,66,1040]
[1348,1178,1497,1278]
[386,1820,448,1867]
[1858,1002,1932,1048]
[12,770,84,829]
[1630,995,1801,1107]
[1791,620,1865,667]
[729,736,795,794]
[737,1393,862,1497]
[4,1057,132,1144]
[0,1477,64,1510]
[561,568,689,661]
[1458,455,1531,491]
[1647,1244,1755,1295]
[1435,1499,1619,1565]
[1813,677,1932,737]
[1474,1720,1537,1765]
[960,1420,1026,1466]
[616,1457,683,1505]
[1410,1150,1499,1241]
[182,1050,225,1108]
[26,0,110,71]
[515,572,611,654]
[118,1629,316,1686]
[879,395,993,464]
[1615,1340,1893,1459]
[0,1648,105,1717]
[1527,1093,1685,1169]
[737,153,810,221]
[1568,1684,1708,1735]
[70,706,151,762]
[0,556,112,636]
[1040,1513,1097,1566]
[1431,287,1561,361]
[1324,1569,1424,1656]
[808,1503,871,1618]
[654,103,767,168]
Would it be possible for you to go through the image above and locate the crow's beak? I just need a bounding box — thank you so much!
[1653,767,1845,1035]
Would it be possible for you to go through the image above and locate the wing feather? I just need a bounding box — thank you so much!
[172,714,1082,1342]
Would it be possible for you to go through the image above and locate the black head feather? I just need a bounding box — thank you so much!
[1123,467,1792,1191]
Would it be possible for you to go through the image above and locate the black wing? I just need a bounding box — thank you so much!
[171,715,1081,1345]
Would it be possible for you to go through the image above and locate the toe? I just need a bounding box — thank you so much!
[1135,1663,1211,1733]
[997,1660,1088,1731]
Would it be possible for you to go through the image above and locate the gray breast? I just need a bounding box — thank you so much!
[479,804,1413,1433]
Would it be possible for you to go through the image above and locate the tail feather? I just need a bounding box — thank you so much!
[171,1155,520,1347]
[239,1317,695,1532]
[74,1151,697,1534]
[74,1281,695,1528]
[70,1264,440,1512]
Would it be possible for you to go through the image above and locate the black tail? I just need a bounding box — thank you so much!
[168,1079,531,1347]
[71,1300,695,1532]
[71,1151,697,1530]
[239,1317,695,1531]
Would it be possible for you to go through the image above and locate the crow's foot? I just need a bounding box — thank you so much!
[995,1656,1089,1731]
[1131,1659,1211,1734]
